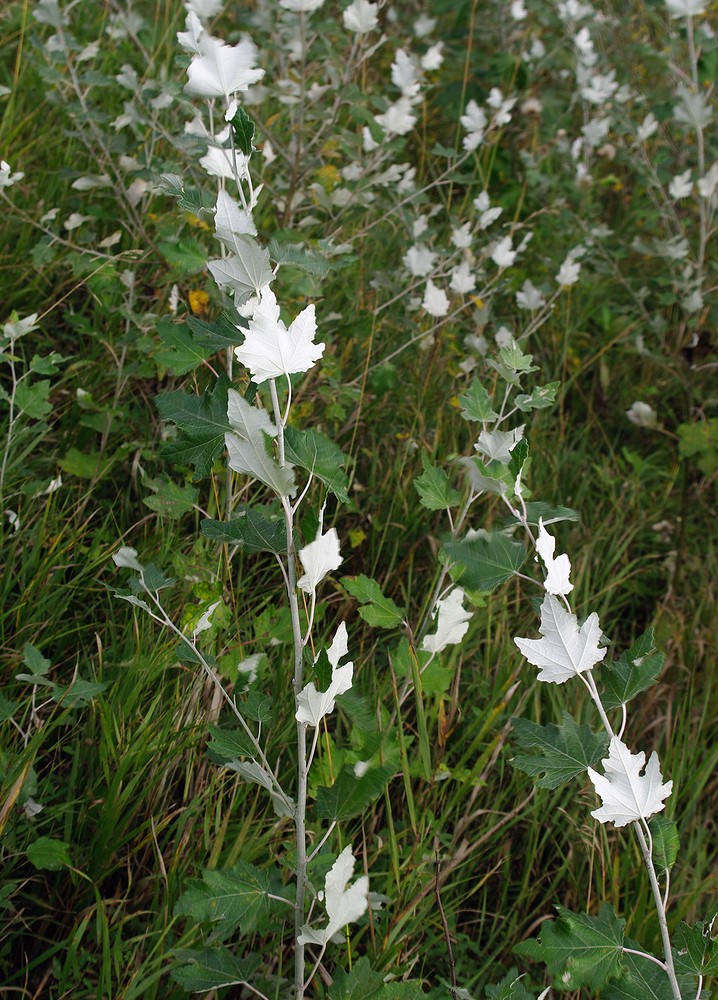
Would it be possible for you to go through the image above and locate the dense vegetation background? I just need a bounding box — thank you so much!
[0,0,716,996]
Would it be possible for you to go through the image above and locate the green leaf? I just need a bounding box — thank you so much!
[52,678,106,706]
[514,903,625,990]
[26,837,72,871]
[59,448,115,480]
[23,643,51,676]
[414,453,461,511]
[508,439,529,482]
[284,426,350,502]
[340,574,404,629]
[206,725,257,765]
[602,943,682,1000]
[156,376,231,481]
[201,505,287,554]
[154,318,213,376]
[602,629,665,710]
[171,948,261,992]
[186,313,244,352]
[228,106,255,155]
[488,343,539,385]
[328,958,386,999]
[649,815,679,871]
[177,186,216,216]
[458,379,498,422]
[14,379,51,420]
[672,921,718,976]
[514,382,561,412]
[267,237,331,277]
[30,352,67,375]
[443,531,526,593]
[157,239,208,274]
[315,763,395,820]
[174,862,286,936]
[144,477,199,519]
[459,456,515,497]
[511,713,609,789]
[0,694,18,722]
[484,967,536,999]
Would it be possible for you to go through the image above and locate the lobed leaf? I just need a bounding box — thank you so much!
[444,531,526,593]
[511,713,609,789]
[601,629,665,710]
[284,426,350,502]
[514,903,625,990]
[414,453,461,511]
[171,948,261,992]
[341,574,404,628]
[202,505,287,554]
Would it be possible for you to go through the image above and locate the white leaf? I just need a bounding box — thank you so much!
[297,527,343,595]
[422,279,449,317]
[234,287,325,384]
[422,588,473,654]
[225,389,296,497]
[514,594,606,684]
[185,36,264,99]
[491,235,516,268]
[375,97,416,137]
[403,244,436,277]
[296,622,353,727]
[193,599,222,638]
[298,846,369,946]
[113,546,143,571]
[207,237,273,303]
[536,519,573,596]
[587,736,673,827]
[214,189,257,243]
[342,0,379,34]
[475,425,524,464]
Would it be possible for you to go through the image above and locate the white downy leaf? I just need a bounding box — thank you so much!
[422,279,449,317]
[422,588,473,654]
[342,0,379,34]
[227,759,294,818]
[225,389,296,497]
[207,236,273,303]
[297,527,342,595]
[185,36,264,100]
[192,599,222,639]
[514,594,606,684]
[234,286,325,384]
[587,736,673,827]
[214,189,257,243]
[298,846,369,947]
[475,425,524,464]
[296,621,353,727]
[113,546,144,571]
[535,519,573,596]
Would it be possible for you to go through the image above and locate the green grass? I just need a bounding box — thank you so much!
[1,0,717,996]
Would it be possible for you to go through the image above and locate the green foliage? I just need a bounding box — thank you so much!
[171,948,261,992]
[414,452,462,511]
[514,903,626,990]
[156,377,231,480]
[511,713,609,790]
[202,505,287,553]
[341,574,405,628]
[601,629,665,710]
[284,426,350,502]
[315,763,396,821]
[443,531,526,593]
[174,861,289,937]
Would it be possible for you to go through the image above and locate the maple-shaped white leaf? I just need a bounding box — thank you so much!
[296,621,353,727]
[475,425,524,464]
[298,846,369,947]
[342,0,379,34]
[514,594,606,684]
[177,11,204,53]
[422,588,473,654]
[225,389,296,497]
[587,736,673,827]
[536,519,573,596]
[185,36,264,99]
[297,527,342,595]
[234,287,325,384]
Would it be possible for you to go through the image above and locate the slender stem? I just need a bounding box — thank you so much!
[270,383,308,1000]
